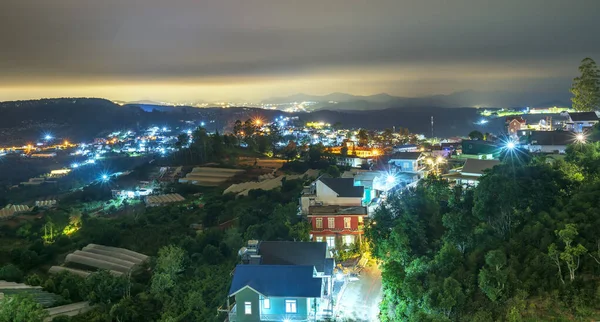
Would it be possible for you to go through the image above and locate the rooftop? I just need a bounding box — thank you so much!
[229,265,322,298]
[568,112,599,122]
[258,241,331,273]
[308,205,368,216]
[461,159,501,175]
[529,131,575,146]
[319,177,364,198]
[389,152,423,160]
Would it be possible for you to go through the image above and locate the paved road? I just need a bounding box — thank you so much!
[336,264,383,321]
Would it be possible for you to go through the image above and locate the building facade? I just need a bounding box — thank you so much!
[307,206,367,249]
[300,178,364,214]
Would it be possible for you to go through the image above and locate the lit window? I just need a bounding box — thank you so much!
[343,235,355,245]
[328,218,335,228]
[358,216,363,223]
[326,236,335,249]
[315,218,323,228]
[344,217,351,229]
[285,299,297,313]
[244,302,252,315]
[263,298,270,309]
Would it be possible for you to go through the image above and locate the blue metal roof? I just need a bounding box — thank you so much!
[229,265,322,298]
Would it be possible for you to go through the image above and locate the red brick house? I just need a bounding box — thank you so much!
[307,205,367,249]
[506,117,526,137]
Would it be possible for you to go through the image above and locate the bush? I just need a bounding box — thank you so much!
[25,274,43,286]
[0,264,24,282]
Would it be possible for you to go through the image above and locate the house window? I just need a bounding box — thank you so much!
[344,217,351,229]
[263,298,270,309]
[316,236,324,242]
[358,216,363,224]
[315,218,323,229]
[244,302,252,315]
[343,235,355,245]
[328,218,335,228]
[285,300,297,313]
[326,236,335,249]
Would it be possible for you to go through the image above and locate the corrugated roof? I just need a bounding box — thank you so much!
[461,159,500,175]
[229,265,322,298]
[568,112,599,122]
[319,178,364,198]
[258,241,329,273]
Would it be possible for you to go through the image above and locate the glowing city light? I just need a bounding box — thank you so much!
[101,174,108,181]
[44,134,53,140]
[506,141,516,149]
[576,133,586,143]
[201,122,206,127]
[71,163,79,168]
[386,175,395,184]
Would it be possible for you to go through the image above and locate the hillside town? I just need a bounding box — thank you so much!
[2,103,600,321]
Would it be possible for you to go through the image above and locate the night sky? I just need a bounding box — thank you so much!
[1,0,599,102]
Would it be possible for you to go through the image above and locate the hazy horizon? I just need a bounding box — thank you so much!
[1,0,599,102]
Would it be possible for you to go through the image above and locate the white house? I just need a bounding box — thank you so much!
[444,159,500,186]
[300,177,364,214]
[566,112,599,133]
[526,131,574,154]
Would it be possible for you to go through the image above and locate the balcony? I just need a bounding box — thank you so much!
[312,226,363,232]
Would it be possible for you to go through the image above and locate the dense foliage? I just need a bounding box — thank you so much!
[570,57,600,112]
[0,173,309,321]
[367,146,600,321]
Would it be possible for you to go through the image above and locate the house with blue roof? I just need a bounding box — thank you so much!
[227,265,327,322]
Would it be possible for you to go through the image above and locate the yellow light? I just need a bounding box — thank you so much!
[64,140,69,146]
[436,156,445,163]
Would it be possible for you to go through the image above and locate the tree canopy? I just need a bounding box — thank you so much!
[571,57,600,111]
[367,145,600,321]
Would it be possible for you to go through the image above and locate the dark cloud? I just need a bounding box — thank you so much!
[1,0,599,100]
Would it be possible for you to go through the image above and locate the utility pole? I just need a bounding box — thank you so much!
[431,116,434,139]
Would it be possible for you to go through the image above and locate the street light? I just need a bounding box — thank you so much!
[506,141,516,149]
[576,133,586,143]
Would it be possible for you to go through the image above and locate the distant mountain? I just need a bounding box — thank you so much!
[261,90,572,111]
[262,92,398,104]
[0,98,210,143]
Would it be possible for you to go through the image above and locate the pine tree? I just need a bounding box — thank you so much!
[570,57,600,111]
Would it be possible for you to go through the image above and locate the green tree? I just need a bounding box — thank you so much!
[175,133,189,149]
[468,130,484,140]
[0,264,24,282]
[570,57,600,111]
[324,165,341,178]
[478,250,508,302]
[382,128,394,146]
[283,141,298,161]
[0,294,48,322]
[340,144,348,157]
[85,270,128,305]
[151,245,186,295]
[551,224,587,282]
[357,129,369,146]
